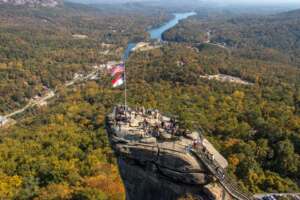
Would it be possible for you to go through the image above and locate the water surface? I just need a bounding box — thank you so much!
[123,12,196,60]
[149,12,196,41]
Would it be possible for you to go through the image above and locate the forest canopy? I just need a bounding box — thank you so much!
[1,2,300,199]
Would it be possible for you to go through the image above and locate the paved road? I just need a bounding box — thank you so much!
[3,69,100,121]
[5,90,55,119]
[202,31,229,50]
[255,193,300,200]
[206,42,228,50]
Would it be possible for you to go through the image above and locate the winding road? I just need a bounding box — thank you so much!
[1,68,101,125]
[4,91,55,118]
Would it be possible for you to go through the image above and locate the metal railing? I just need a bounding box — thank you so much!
[191,147,254,200]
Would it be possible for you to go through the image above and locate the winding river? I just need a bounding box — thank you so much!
[123,12,196,60]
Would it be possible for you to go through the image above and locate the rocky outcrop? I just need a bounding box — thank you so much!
[113,142,232,200]
[204,183,233,200]
[118,158,207,200]
[106,107,239,200]
[0,0,63,7]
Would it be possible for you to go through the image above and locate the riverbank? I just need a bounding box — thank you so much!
[123,12,197,60]
[149,12,196,41]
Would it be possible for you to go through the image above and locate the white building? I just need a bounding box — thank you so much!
[72,34,88,39]
[74,73,83,79]
[0,116,8,127]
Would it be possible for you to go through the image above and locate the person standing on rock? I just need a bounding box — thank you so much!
[161,121,165,129]
[185,145,192,153]
[143,118,148,130]
[118,122,121,131]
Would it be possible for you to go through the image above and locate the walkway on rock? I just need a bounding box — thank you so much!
[109,106,300,200]
[190,147,254,200]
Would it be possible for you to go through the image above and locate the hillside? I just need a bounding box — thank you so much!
[0,0,63,7]
[0,2,169,114]
[1,2,300,200]
[163,8,300,66]
[275,8,300,18]
[0,3,172,199]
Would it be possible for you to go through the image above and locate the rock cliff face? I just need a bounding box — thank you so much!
[113,142,232,200]
[0,0,62,7]
[106,107,235,200]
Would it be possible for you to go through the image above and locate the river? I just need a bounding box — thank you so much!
[123,12,196,60]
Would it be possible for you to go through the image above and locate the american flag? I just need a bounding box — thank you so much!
[111,63,125,77]
[112,74,124,88]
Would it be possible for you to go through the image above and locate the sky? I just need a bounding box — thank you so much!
[68,0,300,6]
[71,0,300,3]
[220,0,299,3]
[215,0,300,5]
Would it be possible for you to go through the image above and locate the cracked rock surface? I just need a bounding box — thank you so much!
[113,142,232,200]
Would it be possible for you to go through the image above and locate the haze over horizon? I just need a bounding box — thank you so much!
[67,0,300,5]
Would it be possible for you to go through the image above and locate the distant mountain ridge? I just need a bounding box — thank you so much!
[0,0,63,7]
[275,8,300,18]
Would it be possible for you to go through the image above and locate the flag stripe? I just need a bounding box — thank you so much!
[113,78,124,88]
[112,75,124,87]
[111,63,125,88]
[111,63,125,77]
[111,67,124,77]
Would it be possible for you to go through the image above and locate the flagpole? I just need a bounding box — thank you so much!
[124,59,127,109]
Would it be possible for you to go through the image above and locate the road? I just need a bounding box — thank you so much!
[2,68,101,121]
[191,147,300,200]
[4,91,55,118]
[202,30,229,50]
[255,193,300,200]
[206,42,228,50]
